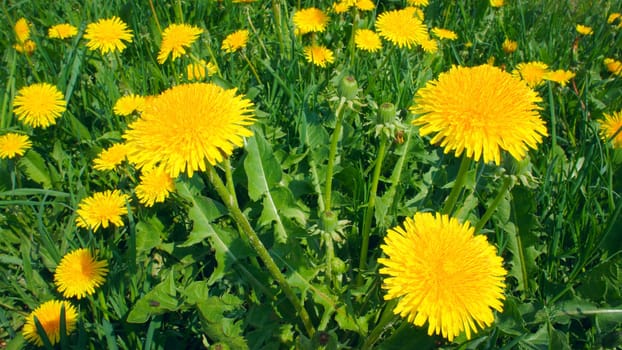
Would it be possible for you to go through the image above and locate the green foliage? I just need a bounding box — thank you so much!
[2,0,622,349]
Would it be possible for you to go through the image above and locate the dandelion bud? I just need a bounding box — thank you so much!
[378,102,397,125]
[339,76,358,100]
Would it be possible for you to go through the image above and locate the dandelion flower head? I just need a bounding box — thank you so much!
[14,40,36,54]
[14,18,31,43]
[355,0,375,11]
[407,0,429,6]
[379,212,507,341]
[0,133,32,159]
[576,24,593,35]
[93,143,129,171]
[293,7,329,35]
[512,61,549,88]
[600,110,622,148]
[221,29,249,53]
[411,64,547,165]
[303,45,335,67]
[502,38,518,54]
[123,83,255,177]
[375,7,428,48]
[13,83,66,129]
[114,94,145,116]
[157,23,203,64]
[48,24,78,39]
[84,16,133,54]
[54,248,108,299]
[355,29,382,52]
[136,167,175,207]
[431,27,458,40]
[23,300,78,346]
[75,190,129,231]
[420,36,439,53]
[608,13,622,25]
[543,69,575,87]
[604,58,622,76]
[490,0,504,7]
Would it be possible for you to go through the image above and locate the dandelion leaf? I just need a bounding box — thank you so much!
[18,150,52,189]
[126,274,178,323]
[195,294,248,350]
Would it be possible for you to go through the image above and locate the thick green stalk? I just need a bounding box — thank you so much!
[357,136,389,286]
[324,98,347,212]
[442,154,472,215]
[206,165,315,337]
[474,176,513,233]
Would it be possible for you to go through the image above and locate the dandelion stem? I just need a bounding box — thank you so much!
[271,0,285,56]
[442,154,472,215]
[474,176,513,233]
[147,0,162,34]
[547,82,557,152]
[357,135,389,287]
[205,165,315,337]
[241,51,263,85]
[324,98,347,212]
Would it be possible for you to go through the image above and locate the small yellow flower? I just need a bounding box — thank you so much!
[355,0,375,11]
[354,29,382,52]
[157,23,203,64]
[114,94,145,116]
[431,27,458,40]
[576,24,593,35]
[332,1,351,13]
[14,40,36,54]
[136,167,175,207]
[406,0,429,6]
[14,18,30,43]
[84,16,133,54]
[375,7,428,48]
[604,58,622,76]
[600,111,622,148]
[221,29,249,53]
[419,37,439,53]
[543,69,576,87]
[512,61,549,88]
[490,0,504,7]
[93,143,129,171]
[502,38,518,54]
[293,8,329,35]
[75,190,129,231]
[187,60,218,80]
[54,248,108,299]
[379,212,507,341]
[48,24,78,39]
[303,45,335,67]
[608,13,622,25]
[0,133,32,159]
[23,300,78,346]
[13,83,66,128]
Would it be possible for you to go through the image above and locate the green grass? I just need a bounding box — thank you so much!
[2,0,622,349]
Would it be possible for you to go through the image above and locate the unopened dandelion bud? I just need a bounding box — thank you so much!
[378,102,396,125]
[339,76,358,100]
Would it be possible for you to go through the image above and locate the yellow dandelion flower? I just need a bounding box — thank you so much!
[0,133,32,159]
[186,60,218,80]
[379,212,507,341]
[221,29,249,53]
[293,8,329,35]
[576,24,593,35]
[605,58,622,76]
[355,29,382,52]
[13,83,66,129]
[93,143,129,171]
[512,61,549,88]
[84,16,133,54]
[375,7,428,48]
[543,69,576,87]
[75,190,129,231]
[608,13,621,25]
[600,111,622,148]
[490,0,504,7]
[14,18,30,43]
[14,40,36,54]
[23,300,78,346]
[420,37,439,53]
[114,94,145,116]
[48,24,78,39]
[123,83,255,177]
[54,248,108,299]
[332,1,351,13]
[407,0,429,5]
[157,23,203,64]
[303,45,335,67]
[431,27,458,40]
[411,64,547,165]
[355,0,375,11]
[502,38,518,54]
[136,167,175,207]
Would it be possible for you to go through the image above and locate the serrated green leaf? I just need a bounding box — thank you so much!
[135,216,164,255]
[126,274,178,324]
[18,150,52,189]
[196,295,248,350]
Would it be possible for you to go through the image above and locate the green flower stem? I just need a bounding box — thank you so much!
[223,159,239,208]
[547,82,557,152]
[1,50,16,128]
[442,154,472,215]
[474,175,513,233]
[383,126,413,217]
[324,98,348,212]
[206,165,315,337]
[356,135,389,287]
[362,299,399,350]
[271,0,285,56]
[241,51,263,85]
